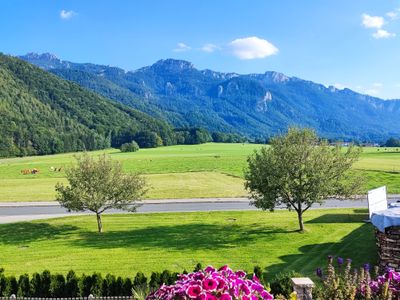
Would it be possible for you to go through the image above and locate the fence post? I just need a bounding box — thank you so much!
[291,277,314,300]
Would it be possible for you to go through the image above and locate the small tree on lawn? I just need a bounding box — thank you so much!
[245,128,363,232]
[55,153,147,233]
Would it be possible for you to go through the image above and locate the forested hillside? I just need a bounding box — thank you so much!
[0,54,176,157]
[21,53,400,142]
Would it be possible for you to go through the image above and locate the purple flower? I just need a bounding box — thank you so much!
[316,267,323,278]
[364,263,370,271]
[337,257,344,266]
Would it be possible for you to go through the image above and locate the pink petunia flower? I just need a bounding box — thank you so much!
[186,285,203,299]
[220,293,232,300]
[203,278,218,291]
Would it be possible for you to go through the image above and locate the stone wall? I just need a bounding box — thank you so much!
[376,227,400,272]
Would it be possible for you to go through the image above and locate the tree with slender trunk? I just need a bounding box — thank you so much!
[55,153,147,232]
[245,128,363,232]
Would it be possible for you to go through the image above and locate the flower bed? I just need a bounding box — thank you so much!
[146,265,274,300]
[315,256,400,299]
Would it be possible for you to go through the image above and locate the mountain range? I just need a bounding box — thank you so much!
[19,52,400,143]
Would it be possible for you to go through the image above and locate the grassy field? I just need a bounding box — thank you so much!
[0,143,400,201]
[0,209,376,278]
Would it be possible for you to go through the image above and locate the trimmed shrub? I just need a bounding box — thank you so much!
[50,274,65,297]
[30,273,42,297]
[5,276,18,296]
[65,270,79,297]
[0,268,6,297]
[102,274,116,296]
[115,276,124,296]
[149,272,161,291]
[122,277,133,296]
[41,270,51,297]
[133,272,147,291]
[270,270,303,299]
[17,274,30,297]
[79,273,103,297]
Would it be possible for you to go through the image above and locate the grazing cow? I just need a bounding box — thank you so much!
[31,168,39,174]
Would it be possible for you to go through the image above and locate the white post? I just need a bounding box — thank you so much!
[291,277,314,300]
[10,295,16,300]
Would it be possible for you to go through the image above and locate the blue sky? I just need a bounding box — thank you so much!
[1,0,400,99]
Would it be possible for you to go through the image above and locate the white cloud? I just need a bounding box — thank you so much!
[200,43,219,53]
[228,36,278,60]
[173,42,191,52]
[333,83,347,90]
[387,11,398,20]
[60,9,76,20]
[364,88,380,96]
[354,83,384,96]
[372,29,395,39]
[362,14,384,28]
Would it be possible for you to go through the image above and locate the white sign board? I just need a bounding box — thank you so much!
[367,186,387,218]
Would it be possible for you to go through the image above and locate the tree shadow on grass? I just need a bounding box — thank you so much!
[264,212,377,279]
[71,223,297,251]
[306,210,369,224]
[0,222,79,245]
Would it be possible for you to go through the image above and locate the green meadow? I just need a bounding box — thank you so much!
[0,209,376,278]
[0,143,400,202]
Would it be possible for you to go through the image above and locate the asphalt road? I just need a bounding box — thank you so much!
[0,197,389,224]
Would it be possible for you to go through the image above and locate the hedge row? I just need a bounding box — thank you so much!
[0,268,177,297]
[0,264,290,298]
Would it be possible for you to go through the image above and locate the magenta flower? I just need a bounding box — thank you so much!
[235,270,246,278]
[205,266,216,273]
[218,265,229,272]
[203,278,218,291]
[146,265,274,300]
[186,285,202,299]
[220,293,232,300]
[205,293,217,300]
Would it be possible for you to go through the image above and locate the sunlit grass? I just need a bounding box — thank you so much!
[0,209,376,278]
[1,143,400,201]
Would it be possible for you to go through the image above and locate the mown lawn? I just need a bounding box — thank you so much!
[1,143,400,201]
[0,172,247,201]
[0,209,376,278]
